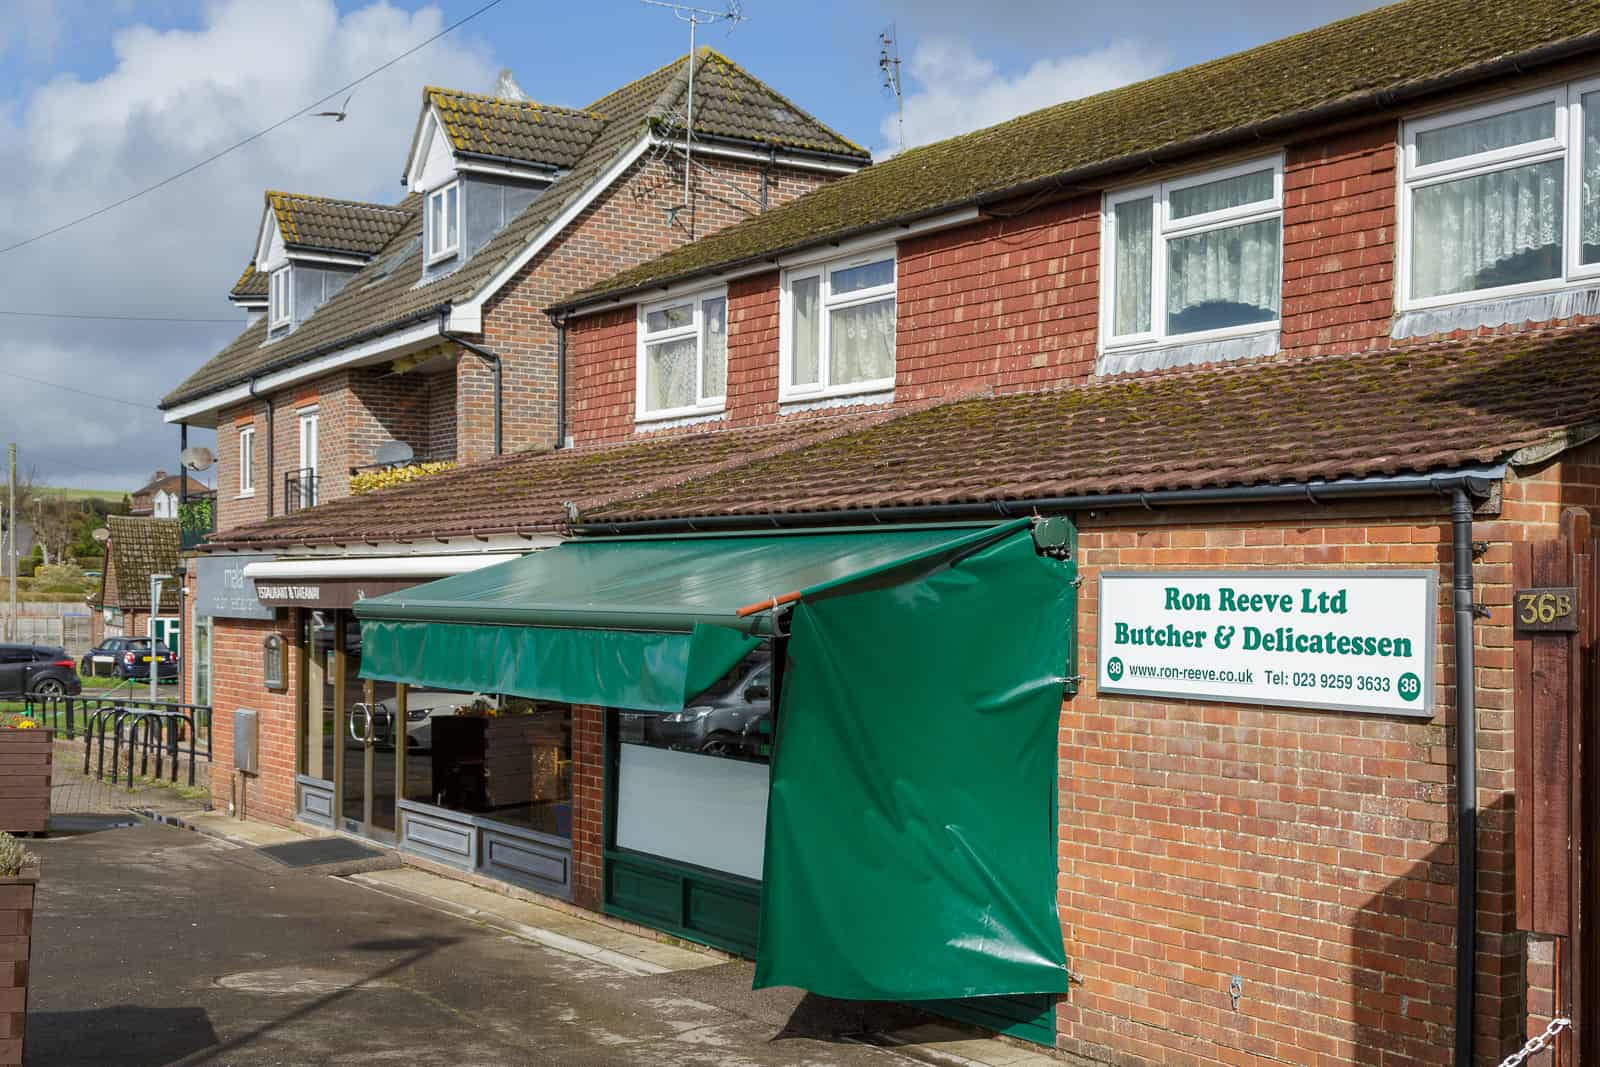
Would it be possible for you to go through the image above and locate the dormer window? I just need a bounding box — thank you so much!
[427,182,460,263]
[268,267,292,329]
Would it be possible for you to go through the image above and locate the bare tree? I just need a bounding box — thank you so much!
[31,496,85,565]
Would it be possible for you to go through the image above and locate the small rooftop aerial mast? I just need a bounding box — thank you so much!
[640,0,745,238]
[880,28,905,155]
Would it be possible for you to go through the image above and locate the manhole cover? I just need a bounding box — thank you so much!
[258,837,384,868]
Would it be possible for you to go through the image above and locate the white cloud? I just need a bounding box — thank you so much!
[0,0,497,488]
[0,0,64,64]
[881,38,1172,155]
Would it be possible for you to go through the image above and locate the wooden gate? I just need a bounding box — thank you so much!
[1513,512,1600,1063]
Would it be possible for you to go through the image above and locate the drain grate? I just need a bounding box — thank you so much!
[258,837,385,868]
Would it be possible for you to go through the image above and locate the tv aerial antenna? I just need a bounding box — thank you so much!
[640,0,746,238]
[880,28,905,154]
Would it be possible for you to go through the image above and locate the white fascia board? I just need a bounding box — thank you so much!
[241,547,553,582]
[654,136,864,175]
[448,135,655,332]
[562,206,983,318]
[287,250,368,268]
[162,317,445,425]
[457,159,561,184]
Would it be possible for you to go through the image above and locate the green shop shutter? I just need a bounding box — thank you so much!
[754,525,1075,1000]
[353,523,1027,712]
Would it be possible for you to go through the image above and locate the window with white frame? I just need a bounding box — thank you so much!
[1104,157,1284,350]
[238,426,255,495]
[781,249,896,399]
[1400,83,1600,308]
[427,182,460,263]
[637,290,727,419]
[268,267,292,329]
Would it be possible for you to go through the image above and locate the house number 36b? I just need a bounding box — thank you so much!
[1515,587,1578,632]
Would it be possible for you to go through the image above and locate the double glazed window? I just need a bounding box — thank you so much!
[268,267,291,329]
[426,182,460,263]
[1104,158,1283,349]
[1402,83,1600,307]
[782,250,896,400]
[636,290,727,420]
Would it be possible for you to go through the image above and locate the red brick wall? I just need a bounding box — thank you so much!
[570,703,605,910]
[208,611,298,826]
[1279,123,1398,355]
[466,154,843,461]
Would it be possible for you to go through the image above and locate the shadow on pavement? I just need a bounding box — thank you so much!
[28,1005,219,1066]
[45,813,140,836]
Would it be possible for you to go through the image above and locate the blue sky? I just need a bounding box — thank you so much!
[0,0,1383,489]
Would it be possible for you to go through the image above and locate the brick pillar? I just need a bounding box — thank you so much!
[570,703,605,910]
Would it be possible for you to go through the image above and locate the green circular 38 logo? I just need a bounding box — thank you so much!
[1397,672,1422,702]
[1106,656,1124,682]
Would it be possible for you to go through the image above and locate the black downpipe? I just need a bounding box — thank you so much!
[442,315,503,456]
[549,311,568,449]
[178,424,189,510]
[1451,487,1478,1067]
[248,378,274,518]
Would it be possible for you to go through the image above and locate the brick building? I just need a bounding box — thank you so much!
[91,515,181,650]
[169,1,1600,1064]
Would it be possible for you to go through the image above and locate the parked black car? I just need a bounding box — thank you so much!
[0,644,83,698]
[80,637,178,682]
[645,651,772,758]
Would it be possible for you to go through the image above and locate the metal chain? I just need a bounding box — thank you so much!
[1497,1017,1572,1067]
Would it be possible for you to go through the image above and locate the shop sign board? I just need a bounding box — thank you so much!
[1097,570,1436,717]
[254,577,416,610]
[193,553,275,620]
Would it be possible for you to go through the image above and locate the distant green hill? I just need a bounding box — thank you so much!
[36,487,126,503]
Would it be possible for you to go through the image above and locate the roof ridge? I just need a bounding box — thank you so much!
[264,189,411,215]
[424,85,603,120]
[583,53,689,115]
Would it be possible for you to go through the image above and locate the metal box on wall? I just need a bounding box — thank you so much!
[234,709,259,774]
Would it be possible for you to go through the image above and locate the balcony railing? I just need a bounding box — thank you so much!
[284,468,319,513]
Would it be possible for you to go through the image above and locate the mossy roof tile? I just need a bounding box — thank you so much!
[559,0,1600,307]
[266,191,411,257]
[586,326,1600,522]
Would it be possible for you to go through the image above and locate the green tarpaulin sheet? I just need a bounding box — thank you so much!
[753,524,1074,1000]
[354,523,1022,713]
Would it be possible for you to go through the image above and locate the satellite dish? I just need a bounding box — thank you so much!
[91,527,110,543]
[181,446,215,472]
[373,440,415,467]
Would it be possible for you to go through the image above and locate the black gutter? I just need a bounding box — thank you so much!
[452,149,563,178]
[1451,487,1481,1067]
[571,471,1499,536]
[650,122,871,168]
[440,314,503,456]
[161,303,450,412]
[552,32,1600,315]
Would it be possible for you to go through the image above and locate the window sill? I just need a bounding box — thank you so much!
[634,409,726,432]
[1097,330,1279,377]
[235,491,256,500]
[1392,284,1600,340]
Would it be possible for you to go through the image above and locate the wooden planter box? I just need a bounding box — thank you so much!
[0,732,51,835]
[0,861,38,1066]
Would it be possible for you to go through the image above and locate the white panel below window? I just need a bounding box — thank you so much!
[615,743,769,881]
[1097,330,1280,377]
[1392,285,1600,340]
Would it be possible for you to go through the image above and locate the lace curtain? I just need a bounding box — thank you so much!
[1165,218,1281,334]
[830,298,895,385]
[701,297,727,399]
[1113,199,1153,335]
[791,277,821,386]
[1411,160,1563,299]
[644,336,696,411]
[1584,93,1600,265]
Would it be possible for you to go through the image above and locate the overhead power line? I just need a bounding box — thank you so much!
[0,0,507,257]
[0,369,159,411]
[0,310,239,324]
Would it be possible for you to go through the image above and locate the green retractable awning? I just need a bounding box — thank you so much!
[353,521,1028,712]
[355,516,1078,1003]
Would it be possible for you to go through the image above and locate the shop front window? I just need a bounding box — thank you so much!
[402,692,573,838]
[613,648,773,881]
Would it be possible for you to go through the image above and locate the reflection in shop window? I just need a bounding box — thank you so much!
[614,647,773,881]
[396,692,573,839]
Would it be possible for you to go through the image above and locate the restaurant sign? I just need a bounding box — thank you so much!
[1097,570,1436,717]
[254,577,416,610]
